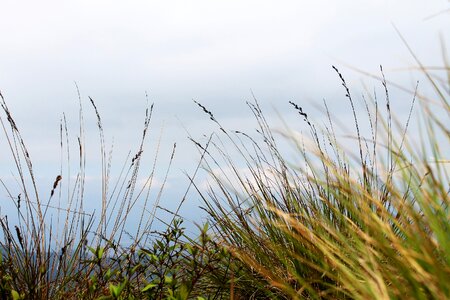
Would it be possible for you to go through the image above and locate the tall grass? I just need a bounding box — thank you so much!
[0,42,448,300]
[194,62,449,299]
[0,94,230,299]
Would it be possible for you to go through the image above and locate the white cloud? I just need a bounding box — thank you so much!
[0,0,448,199]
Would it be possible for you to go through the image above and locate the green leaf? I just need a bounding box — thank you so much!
[109,281,126,298]
[164,275,173,284]
[176,284,189,300]
[105,268,111,281]
[109,284,119,297]
[98,247,105,259]
[131,264,141,274]
[142,283,157,292]
[11,290,21,300]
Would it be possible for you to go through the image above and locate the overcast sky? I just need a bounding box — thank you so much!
[0,0,448,229]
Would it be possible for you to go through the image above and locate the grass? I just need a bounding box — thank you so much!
[0,93,231,299]
[0,46,449,299]
[193,60,449,299]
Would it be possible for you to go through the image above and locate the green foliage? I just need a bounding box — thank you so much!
[193,60,450,299]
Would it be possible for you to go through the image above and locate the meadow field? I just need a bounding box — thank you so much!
[0,41,449,299]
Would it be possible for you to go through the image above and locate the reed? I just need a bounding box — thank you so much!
[194,60,449,299]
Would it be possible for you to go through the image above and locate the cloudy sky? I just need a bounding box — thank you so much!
[0,0,448,230]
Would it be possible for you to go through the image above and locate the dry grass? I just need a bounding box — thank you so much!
[194,60,449,299]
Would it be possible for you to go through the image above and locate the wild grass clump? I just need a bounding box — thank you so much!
[0,39,448,300]
[0,94,231,299]
[194,62,449,299]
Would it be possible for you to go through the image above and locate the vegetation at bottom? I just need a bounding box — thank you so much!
[0,47,449,298]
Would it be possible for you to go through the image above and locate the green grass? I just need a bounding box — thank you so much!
[0,95,230,299]
[0,45,449,299]
[194,61,449,299]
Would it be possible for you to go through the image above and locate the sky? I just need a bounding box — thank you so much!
[0,0,449,234]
